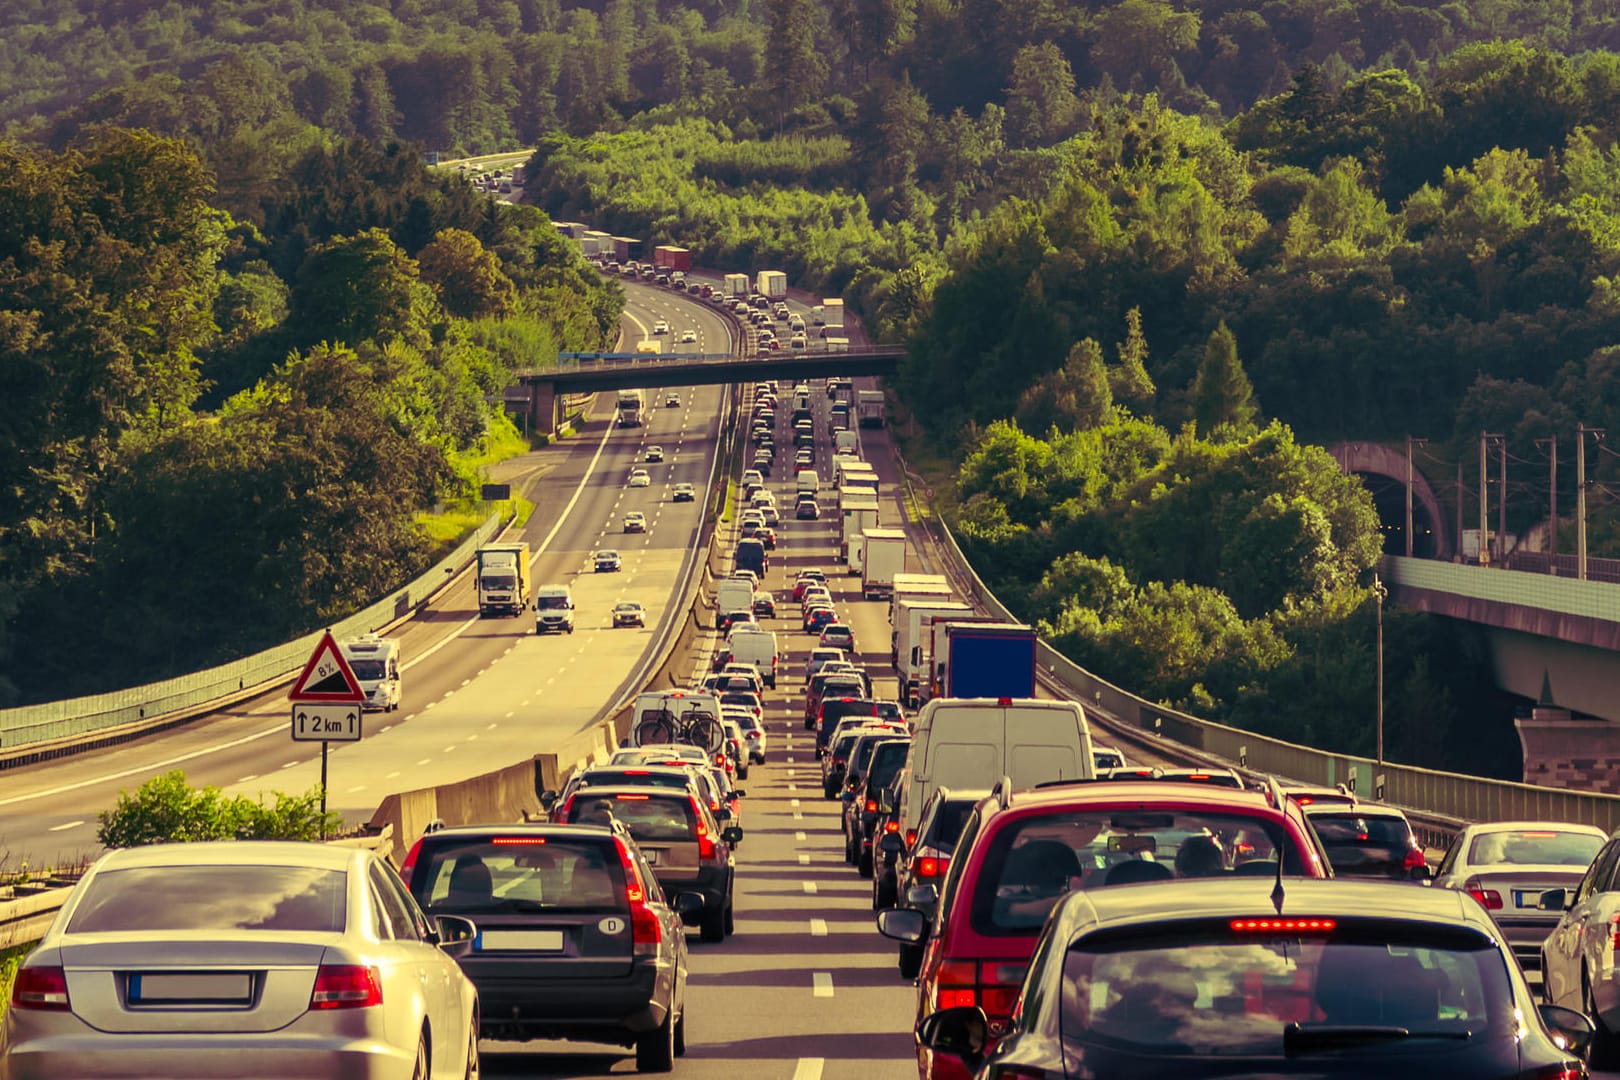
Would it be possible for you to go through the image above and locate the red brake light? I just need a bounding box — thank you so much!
[905,829,917,846]
[11,966,69,1011]
[997,697,1011,706]
[1295,795,1315,805]
[884,820,900,834]
[1230,918,1337,933]
[613,835,661,955]
[625,769,651,775]
[616,794,650,800]
[310,965,383,1010]
[491,837,548,845]
[865,799,878,813]
[916,856,946,878]
[1404,846,1428,871]
[399,838,423,880]
[1468,888,1504,910]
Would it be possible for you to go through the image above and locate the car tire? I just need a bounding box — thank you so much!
[899,942,923,981]
[700,905,725,943]
[465,1021,481,1079]
[635,1010,676,1073]
[724,899,736,936]
[673,1008,687,1057]
[858,848,874,879]
[823,778,838,799]
[1587,973,1620,1068]
[738,763,750,780]
[874,872,897,911]
[410,1030,430,1080]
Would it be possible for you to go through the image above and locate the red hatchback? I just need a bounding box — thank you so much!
[877,778,1330,1080]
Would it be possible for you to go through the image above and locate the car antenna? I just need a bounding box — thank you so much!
[1271,840,1287,915]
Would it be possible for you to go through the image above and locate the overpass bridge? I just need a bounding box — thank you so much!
[505,347,904,433]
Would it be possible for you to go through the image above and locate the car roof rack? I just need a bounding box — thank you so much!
[991,774,1014,810]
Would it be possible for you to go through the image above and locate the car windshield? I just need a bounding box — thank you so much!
[1060,928,1511,1056]
[537,595,569,609]
[867,742,909,791]
[348,659,387,681]
[567,793,697,842]
[971,810,1306,934]
[416,838,623,912]
[1310,813,1412,847]
[582,770,688,791]
[68,866,347,933]
[1466,829,1603,867]
[926,800,980,854]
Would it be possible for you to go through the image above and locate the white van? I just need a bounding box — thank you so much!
[796,469,819,499]
[726,627,781,689]
[631,690,723,747]
[340,634,401,712]
[897,698,1093,837]
[715,578,755,629]
[534,583,575,633]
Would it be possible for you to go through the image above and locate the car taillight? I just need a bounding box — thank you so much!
[399,838,423,880]
[990,1068,1051,1080]
[1468,888,1504,910]
[613,835,662,957]
[1529,1068,1585,1080]
[1404,846,1428,871]
[865,798,878,813]
[884,820,900,834]
[905,829,918,846]
[309,965,383,1010]
[915,852,948,878]
[692,796,718,860]
[932,959,1026,1019]
[11,966,69,1011]
[559,793,576,820]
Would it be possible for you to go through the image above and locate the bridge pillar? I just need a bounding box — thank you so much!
[529,380,560,436]
[1516,707,1620,792]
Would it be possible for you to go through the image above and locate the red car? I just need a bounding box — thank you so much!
[879,779,1330,1080]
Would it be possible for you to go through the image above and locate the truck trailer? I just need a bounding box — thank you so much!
[756,270,788,299]
[724,273,751,298]
[936,622,1040,699]
[475,542,532,617]
[895,600,974,706]
[860,527,908,600]
[839,489,880,565]
[653,245,693,272]
[857,390,886,427]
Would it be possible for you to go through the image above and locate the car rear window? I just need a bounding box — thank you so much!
[971,810,1304,935]
[830,732,863,760]
[579,769,690,792]
[821,699,877,729]
[1309,813,1413,847]
[413,837,623,912]
[1466,829,1602,867]
[568,792,698,843]
[926,799,980,854]
[69,866,347,933]
[1060,926,1509,1055]
[867,742,909,791]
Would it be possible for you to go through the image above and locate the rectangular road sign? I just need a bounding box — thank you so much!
[291,704,362,742]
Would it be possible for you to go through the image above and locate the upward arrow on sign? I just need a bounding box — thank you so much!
[288,630,366,704]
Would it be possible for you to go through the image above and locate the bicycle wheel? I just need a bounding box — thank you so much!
[686,713,725,754]
[636,715,675,746]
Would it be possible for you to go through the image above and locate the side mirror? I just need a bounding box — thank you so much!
[876,907,928,944]
[1539,1003,1595,1056]
[1539,888,1571,912]
[880,832,906,856]
[906,883,940,909]
[716,807,733,821]
[722,826,744,845]
[732,789,747,798]
[673,893,706,924]
[538,789,559,810]
[1408,863,1432,882]
[841,790,856,804]
[917,1007,990,1066]
[433,914,477,960]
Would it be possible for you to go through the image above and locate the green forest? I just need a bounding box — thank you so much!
[7,0,1620,774]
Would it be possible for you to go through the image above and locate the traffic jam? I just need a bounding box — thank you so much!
[4,352,1618,1078]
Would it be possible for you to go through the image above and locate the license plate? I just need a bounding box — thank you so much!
[477,930,564,951]
[643,850,660,865]
[130,973,252,1003]
[1514,890,1544,908]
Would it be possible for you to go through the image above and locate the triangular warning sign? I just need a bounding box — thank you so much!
[288,629,366,703]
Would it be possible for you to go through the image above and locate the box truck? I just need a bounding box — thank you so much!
[756,270,788,299]
[894,601,973,706]
[616,388,645,427]
[861,527,908,600]
[889,574,952,625]
[857,390,886,427]
[475,542,531,616]
[611,236,642,262]
[935,622,1040,699]
[653,245,692,272]
[724,273,751,298]
[823,298,844,326]
[839,488,880,564]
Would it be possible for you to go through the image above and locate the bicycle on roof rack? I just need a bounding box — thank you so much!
[634,705,725,754]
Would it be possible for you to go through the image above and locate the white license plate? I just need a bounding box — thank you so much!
[131,973,252,1002]
[479,930,564,951]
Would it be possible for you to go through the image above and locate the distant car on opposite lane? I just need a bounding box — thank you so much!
[613,601,646,628]
[595,550,623,572]
[623,511,647,533]
[673,483,696,502]
[629,469,651,488]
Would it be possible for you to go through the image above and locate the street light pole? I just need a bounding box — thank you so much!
[1373,573,1388,768]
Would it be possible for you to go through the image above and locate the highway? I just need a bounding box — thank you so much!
[0,285,732,871]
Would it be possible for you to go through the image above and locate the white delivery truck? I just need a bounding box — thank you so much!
[726,627,782,689]
[475,542,531,616]
[534,584,576,633]
[823,298,845,327]
[616,388,646,427]
[715,577,756,630]
[861,527,908,600]
[896,698,1094,838]
[857,389,886,427]
[756,270,788,299]
[835,429,859,455]
[895,601,974,706]
[889,574,953,625]
[839,464,879,506]
[340,634,402,712]
[724,272,751,298]
[796,469,819,500]
[839,488,880,564]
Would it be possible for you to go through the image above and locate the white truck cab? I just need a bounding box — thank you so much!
[340,634,402,712]
[534,584,576,633]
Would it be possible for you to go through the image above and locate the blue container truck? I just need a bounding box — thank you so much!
[942,623,1039,699]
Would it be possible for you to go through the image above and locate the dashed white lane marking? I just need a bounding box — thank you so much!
[803,882,817,895]
[812,973,834,998]
[237,775,257,783]
[799,854,811,865]
[281,760,299,769]
[425,701,438,710]
[504,711,515,719]
[810,918,828,936]
[796,831,807,841]
[442,745,456,753]
[347,785,367,793]
[49,820,84,832]
[417,758,432,766]
[385,772,400,780]
[790,798,801,808]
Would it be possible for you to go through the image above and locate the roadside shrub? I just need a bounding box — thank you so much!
[97,770,341,848]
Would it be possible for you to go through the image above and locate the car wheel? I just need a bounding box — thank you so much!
[635,1010,676,1073]
[843,828,856,864]
[465,1021,481,1080]
[673,1007,687,1057]
[700,905,725,943]
[823,778,838,799]
[724,899,736,936]
[899,942,923,981]
[858,848,874,879]
[410,1030,430,1080]
[874,872,897,911]
[1586,972,1620,1068]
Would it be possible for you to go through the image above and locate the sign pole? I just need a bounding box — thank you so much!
[319,741,329,839]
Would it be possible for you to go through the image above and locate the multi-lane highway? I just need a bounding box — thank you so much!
[0,285,732,870]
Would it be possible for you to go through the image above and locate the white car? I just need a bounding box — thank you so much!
[1,842,480,1079]
[629,469,651,488]
[679,329,697,343]
[672,482,696,502]
[646,445,665,463]
[594,549,623,572]
[653,319,670,334]
[623,511,647,533]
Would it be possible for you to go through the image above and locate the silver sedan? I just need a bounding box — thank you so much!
[0,841,480,1079]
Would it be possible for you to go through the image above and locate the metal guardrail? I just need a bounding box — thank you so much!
[532,345,901,376]
[0,515,503,754]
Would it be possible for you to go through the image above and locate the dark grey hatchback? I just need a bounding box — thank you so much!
[402,822,700,1073]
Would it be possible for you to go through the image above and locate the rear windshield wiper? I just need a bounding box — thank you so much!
[1284,1023,1473,1055]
